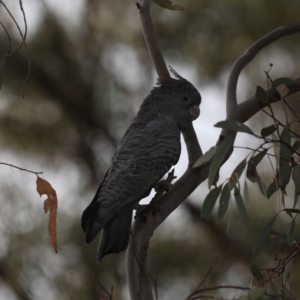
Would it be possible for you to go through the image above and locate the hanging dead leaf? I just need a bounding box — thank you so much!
[36,176,58,253]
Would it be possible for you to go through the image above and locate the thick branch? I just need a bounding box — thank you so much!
[137,0,170,80]
[226,22,300,119]
[182,125,203,167]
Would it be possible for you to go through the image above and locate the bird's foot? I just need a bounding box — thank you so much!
[155,180,172,192]
[133,203,147,212]
[134,204,147,220]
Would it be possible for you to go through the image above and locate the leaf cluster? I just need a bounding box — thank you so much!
[194,76,300,296]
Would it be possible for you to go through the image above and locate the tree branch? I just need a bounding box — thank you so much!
[137,0,170,80]
[182,125,203,167]
[226,22,300,119]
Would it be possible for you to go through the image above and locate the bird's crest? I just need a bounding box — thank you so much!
[156,66,186,86]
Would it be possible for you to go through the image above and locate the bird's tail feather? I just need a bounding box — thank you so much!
[97,205,133,261]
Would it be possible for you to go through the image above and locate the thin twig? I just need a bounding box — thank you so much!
[137,0,170,80]
[0,162,43,175]
[93,276,113,300]
[186,260,217,300]
[197,260,217,289]
[0,0,31,97]
[1,1,25,55]
[0,21,11,56]
[19,0,27,39]
[258,243,300,286]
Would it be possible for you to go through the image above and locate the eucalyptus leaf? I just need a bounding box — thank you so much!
[248,287,265,298]
[285,219,296,243]
[250,263,263,280]
[272,133,280,169]
[294,195,299,209]
[292,140,300,151]
[247,149,268,180]
[232,158,247,178]
[246,149,267,196]
[270,230,285,244]
[272,77,297,87]
[266,177,278,199]
[214,120,254,135]
[244,179,250,203]
[255,86,269,106]
[193,146,216,168]
[261,125,277,137]
[292,165,300,196]
[234,186,248,224]
[217,183,230,222]
[284,208,300,215]
[254,216,276,255]
[201,186,222,220]
[281,285,297,300]
[279,126,293,190]
[229,158,247,190]
[208,135,235,187]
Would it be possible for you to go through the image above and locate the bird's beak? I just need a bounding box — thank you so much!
[189,105,200,120]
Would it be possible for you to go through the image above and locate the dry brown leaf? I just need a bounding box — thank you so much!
[37,176,58,253]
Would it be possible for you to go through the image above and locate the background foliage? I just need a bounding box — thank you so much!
[0,0,300,299]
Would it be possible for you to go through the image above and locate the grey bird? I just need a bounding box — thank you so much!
[81,69,201,261]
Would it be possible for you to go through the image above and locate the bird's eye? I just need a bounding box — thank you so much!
[183,97,188,101]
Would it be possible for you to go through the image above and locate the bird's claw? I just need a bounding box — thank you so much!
[155,180,172,192]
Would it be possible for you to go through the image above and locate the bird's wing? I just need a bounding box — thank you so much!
[102,118,181,204]
[81,118,181,233]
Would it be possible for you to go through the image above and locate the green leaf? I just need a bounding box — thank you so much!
[229,158,247,190]
[272,134,280,169]
[153,0,185,10]
[255,86,269,106]
[250,263,263,280]
[214,120,254,135]
[292,140,300,151]
[201,186,222,220]
[193,146,216,168]
[292,165,300,196]
[217,183,230,222]
[234,186,248,224]
[248,287,265,298]
[244,179,250,203]
[247,149,267,180]
[254,216,276,255]
[261,125,277,137]
[281,285,297,300]
[284,208,300,215]
[279,165,292,192]
[272,77,297,87]
[246,149,267,196]
[208,135,235,187]
[270,230,285,244]
[285,219,296,241]
[266,177,278,199]
[232,158,247,179]
[294,195,299,209]
[279,126,293,190]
